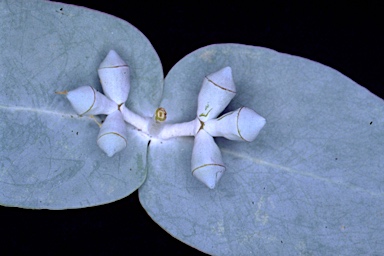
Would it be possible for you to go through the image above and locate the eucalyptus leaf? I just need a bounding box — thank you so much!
[1,1,383,254]
[139,44,384,255]
[0,0,163,209]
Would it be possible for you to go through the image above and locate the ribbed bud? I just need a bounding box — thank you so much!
[97,110,127,157]
[66,86,117,116]
[98,50,130,105]
[204,107,266,141]
[191,129,225,189]
[197,67,236,122]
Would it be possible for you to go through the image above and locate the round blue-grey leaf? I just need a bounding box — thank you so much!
[0,1,163,209]
[139,44,384,255]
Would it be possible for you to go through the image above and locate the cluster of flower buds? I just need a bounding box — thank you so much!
[57,50,133,157]
[191,67,266,189]
[58,50,266,189]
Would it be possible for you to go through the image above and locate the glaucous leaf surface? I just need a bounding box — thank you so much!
[0,1,163,209]
[139,44,384,255]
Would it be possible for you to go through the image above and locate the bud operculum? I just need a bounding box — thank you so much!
[65,86,117,116]
[196,67,237,122]
[98,50,130,105]
[191,129,225,189]
[97,110,127,157]
[204,107,266,142]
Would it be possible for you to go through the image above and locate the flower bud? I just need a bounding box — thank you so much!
[97,110,127,157]
[98,50,130,104]
[66,86,117,116]
[204,107,266,142]
[197,66,236,122]
[191,129,225,189]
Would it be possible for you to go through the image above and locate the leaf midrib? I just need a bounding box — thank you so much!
[222,148,384,197]
[0,104,86,120]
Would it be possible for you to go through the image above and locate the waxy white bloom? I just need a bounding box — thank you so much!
[59,50,266,188]
[204,107,266,141]
[59,50,133,157]
[97,110,127,157]
[98,50,130,105]
[192,129,225,189]
[197,67,236,122]
[190,67,266,189]
[65,86,117,116]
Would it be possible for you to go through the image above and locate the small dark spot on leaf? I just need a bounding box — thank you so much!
[325,226,328,228]
[370,121,373,125]
[335,158,338,160]
[56,8,65,15]
[263,187,265,190]
[129,168,132,171]
[76,132,78,135]
[281,240,283,243]
[251,201,254,204]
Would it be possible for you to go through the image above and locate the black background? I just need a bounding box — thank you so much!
[1,1,383,255]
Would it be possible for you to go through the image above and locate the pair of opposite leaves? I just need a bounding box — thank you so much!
[60,50,266,189]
